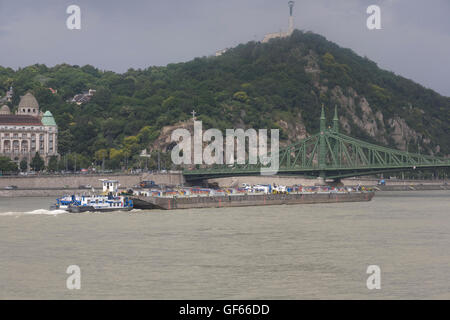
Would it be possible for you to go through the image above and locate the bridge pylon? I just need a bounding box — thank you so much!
[319,104,326,180]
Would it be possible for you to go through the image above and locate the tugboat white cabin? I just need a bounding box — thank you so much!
[102,179,120,194]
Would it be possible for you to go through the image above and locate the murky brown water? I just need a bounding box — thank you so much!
[0,191,449,299]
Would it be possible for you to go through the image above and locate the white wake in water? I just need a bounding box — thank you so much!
[0,209,67,216]
[0,208,143,216]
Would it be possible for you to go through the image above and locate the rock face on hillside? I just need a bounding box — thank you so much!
[300,49,438,153]
[150,121,193,153]
[276,112,308,146]
[150,115,309,154]
[330,86,387,144]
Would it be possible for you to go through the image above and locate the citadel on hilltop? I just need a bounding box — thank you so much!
[215,1,296,56]
[262,1,295,43]
[0,92,58,167]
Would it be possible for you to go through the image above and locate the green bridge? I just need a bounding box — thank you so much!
[183,106,450,182]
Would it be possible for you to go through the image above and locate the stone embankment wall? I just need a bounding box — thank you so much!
[206,176,449,187]
[0,171,447,197]
[376,184,450,191]
[0,173,184,197]
[0,188,82,197]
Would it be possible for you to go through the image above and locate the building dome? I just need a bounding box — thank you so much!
[42,110,57,126]
[0,105,10,115]
[19,92,39,109]
[17,92,39,116]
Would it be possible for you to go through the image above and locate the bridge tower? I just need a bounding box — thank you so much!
[333,105,339,133]
[332,105,342,184]
[332,105,340,165]
[318,104,327,181]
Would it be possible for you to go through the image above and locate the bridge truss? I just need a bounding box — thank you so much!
[183,106,450,181]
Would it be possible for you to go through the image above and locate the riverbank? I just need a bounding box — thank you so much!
[207,175,450,188]
[376,184,450,191]
[0,188,86,198]
[0,172,183,190]
[0,172,448,197]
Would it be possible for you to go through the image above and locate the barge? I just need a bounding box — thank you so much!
[132,191,375,210]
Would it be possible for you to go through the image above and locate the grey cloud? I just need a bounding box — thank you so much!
[0,0,449,96]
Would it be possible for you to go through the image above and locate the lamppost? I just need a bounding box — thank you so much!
[140,149,151,172]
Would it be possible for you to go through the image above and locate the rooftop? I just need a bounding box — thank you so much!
[0,114,43,125]
[18,92,39,109]
[0,105,10,115]
[42,110,57,126]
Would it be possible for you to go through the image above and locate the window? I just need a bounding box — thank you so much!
[13,140,19,153]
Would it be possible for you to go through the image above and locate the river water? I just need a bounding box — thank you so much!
[0,191,449,299]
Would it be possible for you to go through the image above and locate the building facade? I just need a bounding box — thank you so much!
[0,92,58,167]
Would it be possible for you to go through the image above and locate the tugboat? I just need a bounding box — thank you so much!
[51,180,133,213]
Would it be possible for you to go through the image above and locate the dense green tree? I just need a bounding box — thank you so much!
[65,153,91,171]
[0,157,18,173]
[30,152,45,171]
[48,156,58,172]
[19,159,28,172]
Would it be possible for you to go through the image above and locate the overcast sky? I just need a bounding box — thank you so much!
[1,0,449,96]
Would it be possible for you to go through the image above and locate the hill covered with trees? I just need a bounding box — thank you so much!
[0,30,449,170]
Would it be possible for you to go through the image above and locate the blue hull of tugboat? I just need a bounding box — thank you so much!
[67,206,133,213]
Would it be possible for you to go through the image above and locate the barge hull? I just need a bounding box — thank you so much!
[133,192,375,210]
